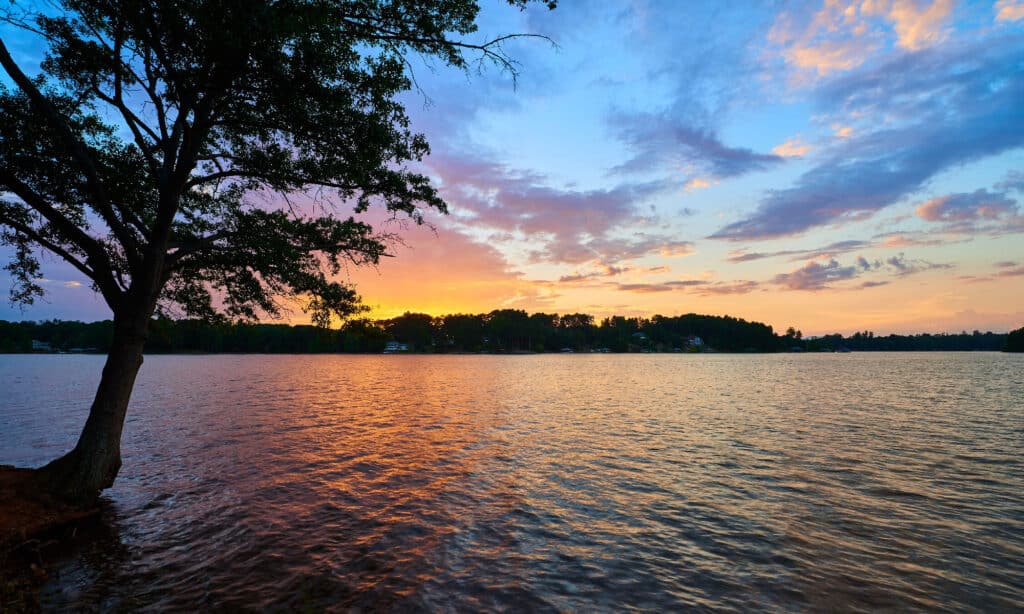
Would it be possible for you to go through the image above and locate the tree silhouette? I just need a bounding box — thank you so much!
[1006,326,1024,352]
[0,0,554,501]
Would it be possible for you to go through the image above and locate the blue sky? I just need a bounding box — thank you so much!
[2,0,1023,334]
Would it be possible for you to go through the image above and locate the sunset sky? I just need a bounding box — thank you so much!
[2,0,1023,335]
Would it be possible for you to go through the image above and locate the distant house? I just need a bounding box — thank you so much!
[31,339,52,352]
[686,336,704,348]
[383,341,409,353]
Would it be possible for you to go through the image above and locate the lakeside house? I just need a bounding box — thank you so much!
[383,341,409,353]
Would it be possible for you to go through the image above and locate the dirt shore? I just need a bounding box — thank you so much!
[1,465,100,611]
[1,466,99,549]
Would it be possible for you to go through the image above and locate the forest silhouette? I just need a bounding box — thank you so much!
[1,312,1014,354]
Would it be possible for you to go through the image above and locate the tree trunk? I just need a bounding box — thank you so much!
[38,310,151,503]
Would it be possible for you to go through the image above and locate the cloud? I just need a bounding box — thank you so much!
[996,0,1024,22]
[558,264,632,283]
[996,170,1024,193]
[884,253,953,276]
[766,0,954,80]
[768,252,951,290]
[903,186,1024,236]
[712,35,1024,240]
[915,189,1019,222]
[610,110,784,179]
[995,264,1024,277]
[870,0,955,51]
[425,153,689,265]
[615,279,711,294]
[0,258,110,321]
[787,39,874,76]
[696,280,761,295]
[658,241,696,257]
[616,282,685,294]
[872,232,949,248]
[726,250,774,263]
[664,279,714,288]
[832,125,854,139]
[684,178,712,191]
[613,279,759,295]
[772,259,860,290]
[772,137,812,158]
[36,278,85,288]
[532,234,693,266]
[766,5,878,77]
[726,239,869,263]
[956,261,1024,284]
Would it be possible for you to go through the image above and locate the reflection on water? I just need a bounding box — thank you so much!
[2,353,1022,610]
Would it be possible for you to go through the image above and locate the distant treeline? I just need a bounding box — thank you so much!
[1,312,1019,354]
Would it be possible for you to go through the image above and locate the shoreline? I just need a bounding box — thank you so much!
[0,464,100,556]
[2,348,1018,356]
[1,466,100,612]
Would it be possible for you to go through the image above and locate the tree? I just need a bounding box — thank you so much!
[1006,326,1024,352]
[0,0,555,502]
[384,312,436,351]
[439,313,485,350]
[485,308,529,351]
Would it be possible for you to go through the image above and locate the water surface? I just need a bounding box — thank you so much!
[2,353,1022,611]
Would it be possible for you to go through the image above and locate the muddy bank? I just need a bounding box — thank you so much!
[1,466,100,612]
[1,466,99,549]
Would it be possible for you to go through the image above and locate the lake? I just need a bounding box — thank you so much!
[2,353,1022,611]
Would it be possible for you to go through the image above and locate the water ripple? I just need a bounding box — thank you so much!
[1,352,1021,611]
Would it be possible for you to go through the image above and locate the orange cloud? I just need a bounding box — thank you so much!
[767,0,954,80]
[915,190,1018,222]
[658,241,696,257]
[793,40,871,74]
[832,124,854,138]
[995,0,1024,21]
[772,137,812,157]
[875,0,954,50]
[683,177,711,191]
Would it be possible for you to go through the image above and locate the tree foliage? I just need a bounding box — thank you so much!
[4,315,1014,355]
[1,0,553,325]
[1005,326,1024,352]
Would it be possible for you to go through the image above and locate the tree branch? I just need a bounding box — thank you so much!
[0,212,97,281]
[0,168,123,306]
[83,13,163,154]
[338,14,557,83]
[184,169,358,191]
[142,46,169,142]
[0,37,143,261]
[165,229,232,267]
